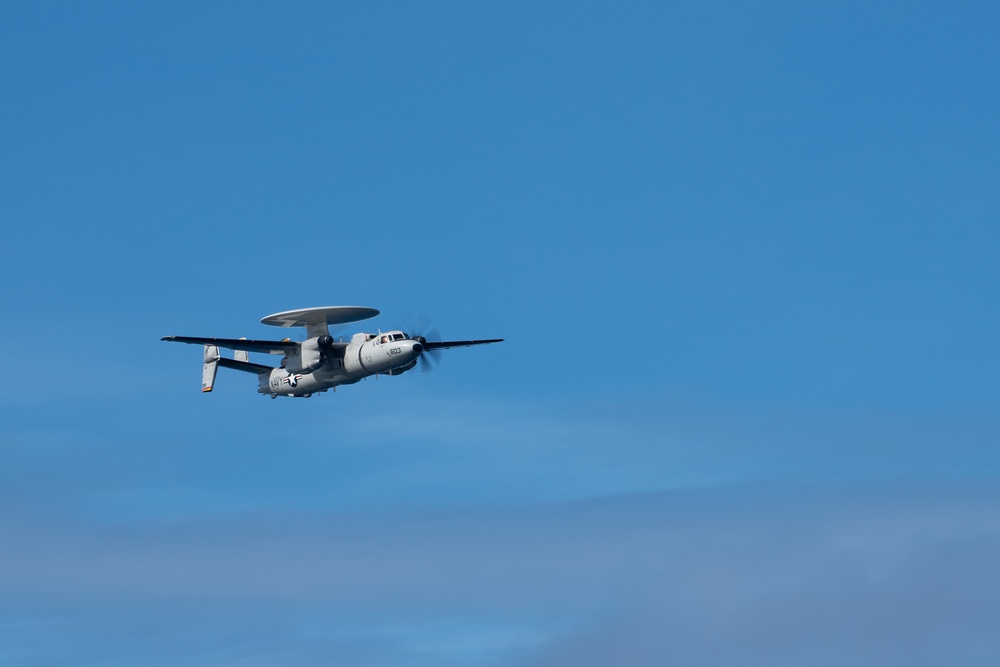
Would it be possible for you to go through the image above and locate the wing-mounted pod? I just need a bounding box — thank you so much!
[202,345,220,392]
[289,334,342,373]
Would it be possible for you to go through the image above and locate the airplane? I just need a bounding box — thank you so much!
[162,306,503,398]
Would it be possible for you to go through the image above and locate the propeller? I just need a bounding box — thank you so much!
[403,314,504,374]
[411,328,443,373]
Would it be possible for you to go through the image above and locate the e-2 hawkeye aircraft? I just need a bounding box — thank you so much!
[162,306,502,398]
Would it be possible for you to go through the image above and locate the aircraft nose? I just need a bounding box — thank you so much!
[412,342,423,354]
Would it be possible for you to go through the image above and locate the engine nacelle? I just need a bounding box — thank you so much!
[285,335,336,373]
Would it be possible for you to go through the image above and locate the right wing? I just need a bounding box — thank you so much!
[161,335,299,355]
[422,338,504,350]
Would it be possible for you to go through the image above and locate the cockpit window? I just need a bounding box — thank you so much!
[392,333,405,341]
[380,335,389,344]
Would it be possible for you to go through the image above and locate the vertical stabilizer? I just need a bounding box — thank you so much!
[202,345,220,392]
[235,338,249,363]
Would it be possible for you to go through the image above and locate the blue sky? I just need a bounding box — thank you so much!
[2,1,999,664]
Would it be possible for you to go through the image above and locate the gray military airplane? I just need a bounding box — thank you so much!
[162,306,503,398]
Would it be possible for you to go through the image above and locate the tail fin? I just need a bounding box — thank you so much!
[235,338,249,363]
[202,345,220,392]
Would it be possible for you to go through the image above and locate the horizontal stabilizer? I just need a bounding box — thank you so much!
[162,335,299,355]
[423,339,504,350]
[218,357,276,375]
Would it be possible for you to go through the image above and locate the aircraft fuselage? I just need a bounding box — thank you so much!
[261,332,423,398]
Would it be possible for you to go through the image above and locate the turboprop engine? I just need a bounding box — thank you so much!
[283,334,337,373]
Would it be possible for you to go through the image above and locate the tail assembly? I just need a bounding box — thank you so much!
[164,336,280,393]
[202,345,220,392]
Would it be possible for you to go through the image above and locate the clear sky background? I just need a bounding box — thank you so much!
[2,2,999,665]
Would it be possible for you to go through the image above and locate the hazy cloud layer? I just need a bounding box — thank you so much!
[2,481,998,665]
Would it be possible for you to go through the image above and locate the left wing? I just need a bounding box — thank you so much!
[161,335,299,355]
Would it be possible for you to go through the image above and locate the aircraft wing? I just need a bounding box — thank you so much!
[423,339,504,350]
[161,335,300,355]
